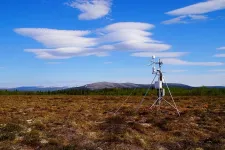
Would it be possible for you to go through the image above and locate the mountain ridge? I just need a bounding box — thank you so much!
[1,82,225,91]
[74,82,192,90]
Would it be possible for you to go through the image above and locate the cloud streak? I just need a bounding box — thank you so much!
[214,46,225,57]
[14,28,96,48]
[162,16,188,25]
[162,15,208,24]
[217,46,225,50]
[214,54,225,57]
[161,58,223,66]
[66,0,112,20]
[166,0,225,16]
[25,47,110,59]
[131,52,223,67]
[163,0,225,24]
[131,52,187,58]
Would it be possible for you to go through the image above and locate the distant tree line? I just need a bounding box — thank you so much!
[0,87,225,96]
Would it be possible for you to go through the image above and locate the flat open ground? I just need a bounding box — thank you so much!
[0,95,225,150]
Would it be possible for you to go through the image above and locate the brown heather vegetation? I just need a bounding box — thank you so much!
[0,95,225,150]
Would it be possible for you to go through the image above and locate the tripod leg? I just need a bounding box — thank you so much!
[135,74,157,113]
[149,97,160,110]
[162,98,179,111]
[163,76,180,116]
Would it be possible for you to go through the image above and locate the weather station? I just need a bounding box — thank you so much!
[115,56,180,116]
[141,55,180,116]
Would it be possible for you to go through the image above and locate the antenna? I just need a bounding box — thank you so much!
[137,56,180,116]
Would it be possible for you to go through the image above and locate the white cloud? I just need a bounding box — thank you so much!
[13,22,225,67]
[214,54,225,57]
[163,0,225,24]
[113,41,170,51]
[25,47,110,59]
[166,0,225,16]
[99,22,170,51]
[99,29,154,43]
[165,73,225,87]
[15,22,172,59]
[162,16,187,25]
[189,14,208,20]
[14,28,96,48]
[104,22,154,31]
[25,49,72,59]
[214,46,225,57]
[132,52,224,66]
[162,15,208,25]
[217,46,225,50]
[66,0,112,20]
[131,52,187,58]
[161,58,223,66]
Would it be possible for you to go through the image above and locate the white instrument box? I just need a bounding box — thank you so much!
[155,81,162,89]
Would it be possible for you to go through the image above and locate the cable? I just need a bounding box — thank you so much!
[135,73,157,113]
[163,76,180,116]
[114,87,138,114]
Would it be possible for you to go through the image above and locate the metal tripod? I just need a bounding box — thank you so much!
[148,76,180,116]
[136,57,180,116]
[116,56,180,116]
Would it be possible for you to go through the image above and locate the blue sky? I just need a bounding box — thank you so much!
[0,0,225,87]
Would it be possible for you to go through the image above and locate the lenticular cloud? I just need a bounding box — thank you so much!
[166,0,225,16]
[15,22,171,59]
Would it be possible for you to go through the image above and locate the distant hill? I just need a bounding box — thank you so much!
[76,82,192,90]
[206,86,225,89]
[7,86,68,92]
[1,82,224,92]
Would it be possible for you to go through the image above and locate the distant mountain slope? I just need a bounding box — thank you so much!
[206,86,225,89]
[78,82,192,90]
[8,86,68,92]
[81,82,140,90]
[2,82,224,92]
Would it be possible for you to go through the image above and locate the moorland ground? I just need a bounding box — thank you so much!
[0,95,225,150]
